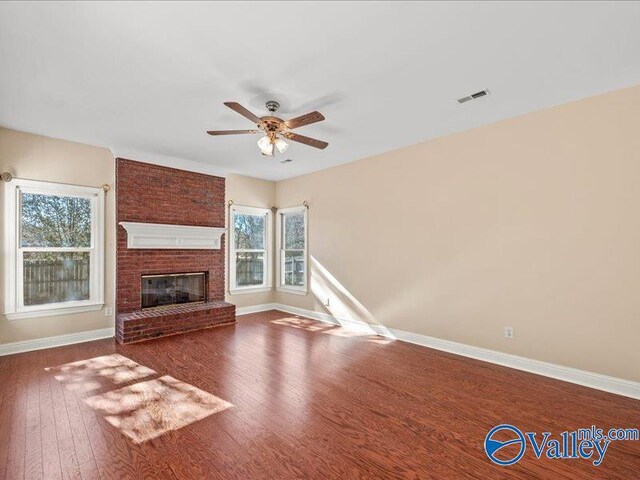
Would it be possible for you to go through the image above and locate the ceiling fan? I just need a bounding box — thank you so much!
[207,100,328,156]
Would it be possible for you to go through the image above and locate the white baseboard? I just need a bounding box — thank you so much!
[0,327,115,357]
[388,328,640,401]
[236,303,279,316]
[251,303,640,401]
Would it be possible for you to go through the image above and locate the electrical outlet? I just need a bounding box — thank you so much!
[324,297,330,307]
[504,326,514,339]
[105,307,113,317]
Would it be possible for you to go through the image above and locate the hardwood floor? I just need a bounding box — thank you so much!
[1,310,639,479]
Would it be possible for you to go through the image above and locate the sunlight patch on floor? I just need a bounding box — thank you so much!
[271,317,394,344]
[363,336,395,345]
[84,375,233,444]
[271,317,331,331]
[45,353,156,392]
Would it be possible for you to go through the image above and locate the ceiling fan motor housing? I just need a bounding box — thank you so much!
[261,101,285,137]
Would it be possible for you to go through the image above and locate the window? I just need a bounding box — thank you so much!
[3,179,105,320]
[229,205,272,293]
[277,206,307,294]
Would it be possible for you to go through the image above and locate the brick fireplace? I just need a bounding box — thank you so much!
[115,158,235,343]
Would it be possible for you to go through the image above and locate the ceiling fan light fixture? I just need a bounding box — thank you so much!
[274,137,289,153]
[257,135,270,149]
[257,135,274,156]
[261,144,275,156]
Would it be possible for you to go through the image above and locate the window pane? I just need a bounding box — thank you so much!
[21,193,92,248]
[23,252,91,306]
[284,251,305,287]
[234,213,265,250]
[235,252,265,286]
[284,212,305,249]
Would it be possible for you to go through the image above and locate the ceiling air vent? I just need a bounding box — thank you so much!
[458,89,490,104]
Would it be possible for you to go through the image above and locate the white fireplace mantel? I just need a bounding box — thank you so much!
[119,222,226,250]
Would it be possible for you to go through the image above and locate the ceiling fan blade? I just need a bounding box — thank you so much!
[284,111,325,129]
[283,132,328,150]
[223,102,263,125]
[207,129,259,136]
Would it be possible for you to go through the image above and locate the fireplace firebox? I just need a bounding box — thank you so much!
[141,272,206,309]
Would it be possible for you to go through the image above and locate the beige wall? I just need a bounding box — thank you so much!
[0,128,116,344]
[225,174,276,308]
[3,84,640,383]
[275,84,640,383]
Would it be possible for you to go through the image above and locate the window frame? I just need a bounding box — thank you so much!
[276,205,308,295]
[228,205,272,295]
[3,178,105,320]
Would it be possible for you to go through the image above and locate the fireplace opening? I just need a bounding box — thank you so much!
[141,272,206,309]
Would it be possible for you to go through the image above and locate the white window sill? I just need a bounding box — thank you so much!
[276,286,308,296]
[229,286,272,296]
[4,303,104,321]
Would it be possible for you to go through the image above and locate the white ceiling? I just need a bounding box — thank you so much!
[1,2,640,181]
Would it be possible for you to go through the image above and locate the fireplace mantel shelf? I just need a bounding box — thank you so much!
[119,222,225,250]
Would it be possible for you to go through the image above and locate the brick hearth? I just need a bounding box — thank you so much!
[115,158,235,343]
[116,301,235,343]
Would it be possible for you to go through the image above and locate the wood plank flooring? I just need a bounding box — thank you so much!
[0,310,639,479]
